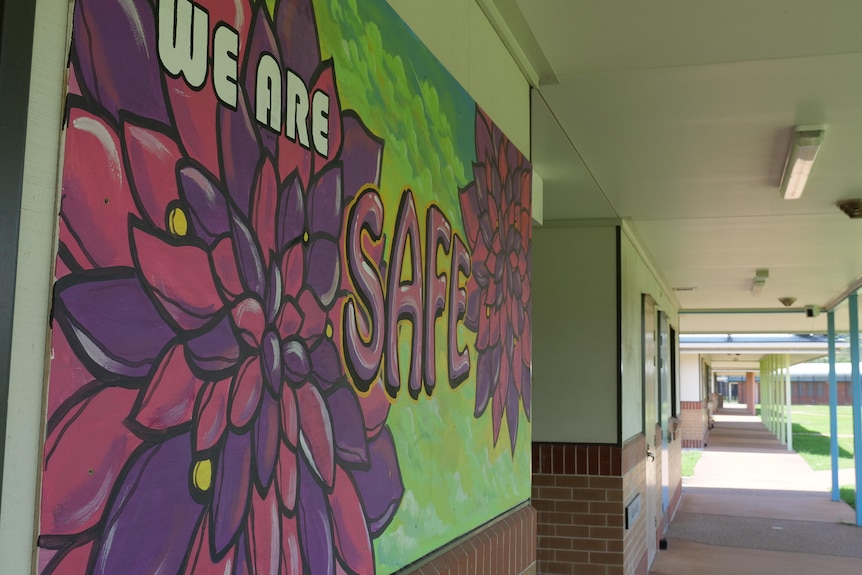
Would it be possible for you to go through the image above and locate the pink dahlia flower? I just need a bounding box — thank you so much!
[39,1,402,574]
[459,106,532,452]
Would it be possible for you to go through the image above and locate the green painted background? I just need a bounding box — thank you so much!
[305,0,531,571]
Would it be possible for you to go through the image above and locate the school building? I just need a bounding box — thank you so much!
[2,2,862,575]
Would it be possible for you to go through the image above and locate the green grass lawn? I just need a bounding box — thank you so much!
[786,405,857,510]
[840,486,856,510]
[788,405,855,471]
[681,450,702,477]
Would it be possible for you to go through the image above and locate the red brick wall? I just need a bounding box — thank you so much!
[405,505,537,575]
[679,400,707,448]
[790,381,852,405]
[532,442,640,575]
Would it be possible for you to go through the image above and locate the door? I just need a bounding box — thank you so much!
[643,295,660,565]
[659,312,671,514]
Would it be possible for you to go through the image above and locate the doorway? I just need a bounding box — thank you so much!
[643,295,661,565]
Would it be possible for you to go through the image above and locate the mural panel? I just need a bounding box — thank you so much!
[37,1,532,573]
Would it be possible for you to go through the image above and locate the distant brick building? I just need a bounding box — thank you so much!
[723,364,854,406]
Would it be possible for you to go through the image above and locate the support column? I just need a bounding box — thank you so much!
[828,311,839,502]
[784,354,793,452]
[745,372,756,415]
[851,293,862,527]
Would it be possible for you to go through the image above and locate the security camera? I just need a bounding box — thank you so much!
[805,305,820,318]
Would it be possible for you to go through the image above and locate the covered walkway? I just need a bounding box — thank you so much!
[651,406,862,575]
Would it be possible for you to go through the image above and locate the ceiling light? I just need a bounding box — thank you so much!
[779,126,825,200]
[837,199,862,219]
[778,297,796,307]
[751,268,769,296]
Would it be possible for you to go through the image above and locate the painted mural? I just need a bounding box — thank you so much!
[38,1,532,573]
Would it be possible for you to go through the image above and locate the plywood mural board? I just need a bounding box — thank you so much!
[38,1,532,573]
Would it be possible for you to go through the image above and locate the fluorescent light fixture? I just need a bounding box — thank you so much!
[751,268,769,296]
[780,126,825,200]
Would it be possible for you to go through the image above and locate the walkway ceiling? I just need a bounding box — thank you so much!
[497,0,862,334]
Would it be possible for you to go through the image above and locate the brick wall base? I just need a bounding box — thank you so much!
[404,505,537,575]
[680,400,708,448]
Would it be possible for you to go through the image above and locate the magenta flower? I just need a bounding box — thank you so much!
[39,1,402,574]
[459,106,532,452]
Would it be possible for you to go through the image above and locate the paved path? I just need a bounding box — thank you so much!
[650,406,862,575]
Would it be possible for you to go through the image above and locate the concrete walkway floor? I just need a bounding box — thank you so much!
[650,406,862,575]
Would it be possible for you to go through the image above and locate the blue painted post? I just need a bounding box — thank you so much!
[785,354,792,452]
[828,311,839,502]
[849,293,862,526]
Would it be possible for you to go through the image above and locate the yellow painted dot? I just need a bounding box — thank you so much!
[326,323,334,339]
[169,207,188,237]
[303,231,309,243]
[193,459,212,492]
[486,306,492,318]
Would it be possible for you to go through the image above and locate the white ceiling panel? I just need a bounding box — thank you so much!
[491,0,862,332]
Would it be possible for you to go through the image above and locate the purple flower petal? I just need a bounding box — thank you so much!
[349,427,403,537]
[212,431,253,556]
[178,164,230,243]
[132,225,226,331]
[281,388,299,449]
[231,298,265,348]
[72,0,168,124]
[133,344,204,431]
[296,383,335,489]
[274,0,321,84]
[277,176,305,251]
[122,121,182,232]
[218,96,260,217]
[92,435,203,575]
[40,542,92,575]
[243,5,281,157]
[54,273,175,380]
[166,75,221,177]
[298,460,334,575]
[230,210,267,296]
[276,442,298,513]
[325,384,368,466]
[282,338,311,385]
[41,387,141,536]
[473,345,501,418]
[280,513,301,573]
[251,157,279,258]
[464,284,482,331]
[305,238,340,307]
[260,329,283,395]
[265,264,283,325]
[62,108,138,269]
[195,379,230,452]
[459,182,481,250]
[506,376,519,451]
[253,392,280,492]
[230,356,264,430]
[247,488,280,575]
[180,514,235,575]
[340,112,383,203]
[233,533,252,575]
[186,314,241,373]
[310,337,342,390]
[307,164,343,238]
[328,467,374,575]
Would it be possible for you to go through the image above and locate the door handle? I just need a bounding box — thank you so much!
[646,448,655,462]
